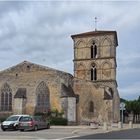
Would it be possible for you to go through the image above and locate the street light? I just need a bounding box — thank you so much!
[120,102,126,127]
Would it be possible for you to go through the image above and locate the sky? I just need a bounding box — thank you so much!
[0,0,140,100]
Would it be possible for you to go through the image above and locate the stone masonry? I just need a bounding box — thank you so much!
[0,30,120,124]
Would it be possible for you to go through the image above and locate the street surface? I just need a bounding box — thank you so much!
[70,128,140,139]
[0,126,97,140]
[0,127,76,140]
[0,124,140,139]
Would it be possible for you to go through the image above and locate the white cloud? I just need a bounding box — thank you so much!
[119,82,140,100]
[0,1,140,99]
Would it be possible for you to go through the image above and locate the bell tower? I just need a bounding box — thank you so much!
[71,30,120,122]
[71,30,118,84]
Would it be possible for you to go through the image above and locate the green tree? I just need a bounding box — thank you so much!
[125,97,140,123]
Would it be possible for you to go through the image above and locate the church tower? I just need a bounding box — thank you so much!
[71,30,120,122]
[71,30,118,83]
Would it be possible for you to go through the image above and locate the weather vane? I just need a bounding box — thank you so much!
[95,17,97,31]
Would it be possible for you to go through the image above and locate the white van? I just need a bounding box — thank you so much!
[1,115,29,131]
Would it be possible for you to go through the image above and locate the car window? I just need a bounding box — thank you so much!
[34,116,46,122]
[6,116,19,121]
[20,116,32,122]
[34,116,42,121]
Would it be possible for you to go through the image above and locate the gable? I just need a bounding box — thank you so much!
[0,61,72,77]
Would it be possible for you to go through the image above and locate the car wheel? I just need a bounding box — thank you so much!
[34,125,38,131]
[2,128,6,131]
[14,125,18,130]
[20,129,24,132]
[47,124,50,129]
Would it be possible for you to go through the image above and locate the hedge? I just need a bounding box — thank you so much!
[49,117,68,125]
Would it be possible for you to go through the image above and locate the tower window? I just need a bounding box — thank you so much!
[91,65,97,81]
[91,42,97,58]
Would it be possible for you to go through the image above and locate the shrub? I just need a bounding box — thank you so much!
[34,112,46,116]
[49,117,68,125]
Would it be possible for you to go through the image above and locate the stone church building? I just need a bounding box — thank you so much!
[0,30,120,124]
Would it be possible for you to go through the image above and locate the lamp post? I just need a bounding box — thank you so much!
[120,102,125,128]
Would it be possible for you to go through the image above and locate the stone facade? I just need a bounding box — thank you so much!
[0,61,74,120]
[71,31,120,123]
[0,30,120,124]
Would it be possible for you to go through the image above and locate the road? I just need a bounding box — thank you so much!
[70,128,140,139]
[0,127,84,140]
[0,128,72,140]
[1,126,140,139]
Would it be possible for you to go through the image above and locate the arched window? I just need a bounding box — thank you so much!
[9,92,12,111]
[91,65,97,81]
[37,94,41,106]
[1,92,4,111]
[1,83,12,111]
[89,101,94,113]
[91,42,97,58]
[36,81,50,113]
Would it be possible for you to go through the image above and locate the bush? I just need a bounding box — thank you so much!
[49,117,68,125]
[34,112,46,116]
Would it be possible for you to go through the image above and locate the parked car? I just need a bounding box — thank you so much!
[1,115,29,131]
[18,115,50,131]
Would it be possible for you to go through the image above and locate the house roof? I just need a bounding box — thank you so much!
[71,30,118,46]
[14,88,27,98]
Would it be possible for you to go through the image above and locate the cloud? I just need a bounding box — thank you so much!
[0,1,140,99]
[119,82,140,100]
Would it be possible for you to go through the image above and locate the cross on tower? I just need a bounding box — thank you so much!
[95,17,97,31]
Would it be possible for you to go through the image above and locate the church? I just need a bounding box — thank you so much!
[0,30,120,124]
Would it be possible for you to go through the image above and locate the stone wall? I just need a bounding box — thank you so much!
[73,78,114,124]
[0,61,73,117]
[73,34,117,81]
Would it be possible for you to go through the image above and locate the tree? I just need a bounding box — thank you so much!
[125,97,140,123]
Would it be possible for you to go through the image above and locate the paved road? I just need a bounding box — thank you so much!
[70,128,140,139]
[1,125,140,139]
[0,127,83,140]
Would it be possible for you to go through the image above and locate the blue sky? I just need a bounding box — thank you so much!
[0,1,140,100]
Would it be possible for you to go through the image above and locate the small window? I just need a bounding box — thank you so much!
[89,101,94,113]
[91,65,97,81]
[91,42,97,58]
[27,65,30,69]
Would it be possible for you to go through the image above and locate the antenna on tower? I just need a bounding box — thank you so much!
[95,17,97,31]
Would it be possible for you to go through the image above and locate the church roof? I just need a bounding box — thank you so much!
[14,88,27,98]
[71,30,118,46]
[61,84,76,98]
[0,60,73,77]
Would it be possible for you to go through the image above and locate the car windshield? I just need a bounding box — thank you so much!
[6,116,19,121]
[20,116,32,122]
